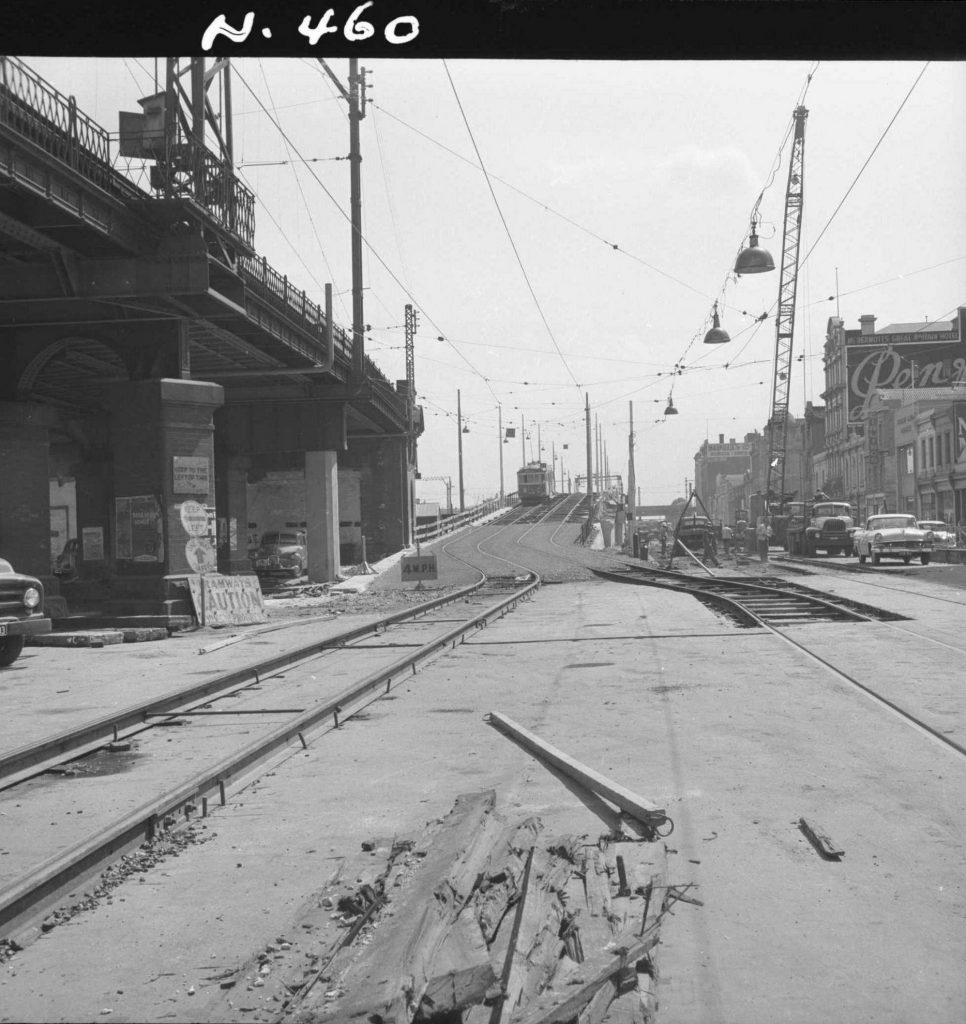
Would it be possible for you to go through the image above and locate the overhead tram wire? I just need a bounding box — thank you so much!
[800,62,930,274]
[371,101,714,304]
[804,255,966,309]
[232,66,501,402]
[253,60,350,323]
[659,64,820,408]
[441,60,581,393]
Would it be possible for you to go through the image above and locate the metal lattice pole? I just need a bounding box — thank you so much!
[765,105,808,516]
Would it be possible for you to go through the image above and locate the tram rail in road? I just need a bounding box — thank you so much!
[591,564,878,627]
[0,570,541,942]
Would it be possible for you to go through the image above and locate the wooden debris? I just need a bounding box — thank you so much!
[492,846,572,1023]
[475,818,544,943]
[798,817,844,860]
[419,913,498,1019]
[484,713,667,826]
[512,926,662,1024]
[331,790,503,1023]
[298,793,686,1024]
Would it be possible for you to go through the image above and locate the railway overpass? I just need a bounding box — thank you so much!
[0,56,422,615]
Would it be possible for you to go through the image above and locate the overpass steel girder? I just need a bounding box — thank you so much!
[0,133,150,258]
[0,252,411,433]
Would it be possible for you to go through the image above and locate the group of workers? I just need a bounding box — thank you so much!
[638,517,774,563]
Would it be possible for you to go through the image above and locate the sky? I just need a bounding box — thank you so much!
[19,56,966,507]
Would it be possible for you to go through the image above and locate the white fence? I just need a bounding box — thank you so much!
[414,496,516,544]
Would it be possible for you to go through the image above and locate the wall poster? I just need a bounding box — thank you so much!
[115,495,164,562]
[81,526,104,562]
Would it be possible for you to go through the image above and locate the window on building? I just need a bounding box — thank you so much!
[921,439,927,469]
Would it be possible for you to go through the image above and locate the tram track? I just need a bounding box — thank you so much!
[476,515,966,770]
[0,567,541,942]
[587,561,966,764]
[4,504,962,957]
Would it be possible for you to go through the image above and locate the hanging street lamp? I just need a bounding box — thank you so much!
[734,219,775,275]
[703,300,731,344]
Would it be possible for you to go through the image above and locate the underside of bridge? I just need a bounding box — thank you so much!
[0,56,422,616]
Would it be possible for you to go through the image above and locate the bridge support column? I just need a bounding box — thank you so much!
[215,454,252,575]
[305,450,340,582]
[349,437,408,562]
[109,378,224,613]
[0,402,52,580]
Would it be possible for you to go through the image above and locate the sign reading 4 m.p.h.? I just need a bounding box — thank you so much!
[401,554,438,581]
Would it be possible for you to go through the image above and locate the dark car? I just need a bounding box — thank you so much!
[0,558,52,666]
[252,530,307,578]
[674,515,717,557]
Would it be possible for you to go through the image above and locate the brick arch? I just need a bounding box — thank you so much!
[17,335,129,412]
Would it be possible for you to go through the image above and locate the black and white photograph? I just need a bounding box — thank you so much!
[1,3,965,1022]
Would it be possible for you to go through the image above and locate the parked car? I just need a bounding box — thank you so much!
[852,514,934,566]
[252,530,307,578]
[917,521,956,548]
[0,557,52,666]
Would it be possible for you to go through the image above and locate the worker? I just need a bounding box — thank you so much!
[756,518,772,562]
[721,522,734,556]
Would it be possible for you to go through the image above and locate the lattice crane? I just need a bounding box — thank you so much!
[764,105,809,515]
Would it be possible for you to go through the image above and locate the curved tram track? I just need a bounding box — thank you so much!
[469,501,966,765]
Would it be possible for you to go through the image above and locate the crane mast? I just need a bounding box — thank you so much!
[764,105,808,516]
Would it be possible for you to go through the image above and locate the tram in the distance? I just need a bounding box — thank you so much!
[516,462,555,505]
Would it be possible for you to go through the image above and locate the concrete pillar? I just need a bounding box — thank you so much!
[215,454,251,574]
[109,378,223,608]
[0,402,52,579]
[355,437,407,561]
[306,450,340,582]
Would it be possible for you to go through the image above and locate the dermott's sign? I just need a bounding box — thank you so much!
[846,337,966,423]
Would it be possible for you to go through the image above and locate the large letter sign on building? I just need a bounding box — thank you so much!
[846,313,966,424]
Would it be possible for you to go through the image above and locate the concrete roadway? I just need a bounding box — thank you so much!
[0,523,964,1023]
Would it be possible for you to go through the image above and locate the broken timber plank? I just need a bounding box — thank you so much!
[476,817,544,944]
[330,790,502,1023]
[485,713,666,824]
[511,927,661,1024]
[491,846,572,1024]
[798,817,844,860]
[418,912,499,1019]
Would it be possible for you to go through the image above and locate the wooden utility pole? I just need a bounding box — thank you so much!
[317,58,368,382]
[458,389,465,512]
[498,404,504,502]
[627,400,636,530]
[585,394,593,521]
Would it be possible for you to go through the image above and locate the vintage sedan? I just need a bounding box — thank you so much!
[852,514,934,566]
[917,520,956,548]
[252,530,307,579]
[0,557,52,666]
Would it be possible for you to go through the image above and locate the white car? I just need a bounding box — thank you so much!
[917,521,956,548]
[852,514,934,566]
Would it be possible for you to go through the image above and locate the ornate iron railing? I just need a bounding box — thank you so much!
[0,55,141,199]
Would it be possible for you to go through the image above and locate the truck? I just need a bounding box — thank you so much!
[784,500,856,557]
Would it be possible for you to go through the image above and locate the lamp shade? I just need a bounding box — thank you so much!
[734,226,775,275]
[703,302,730,344]
[664,396,678,415]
